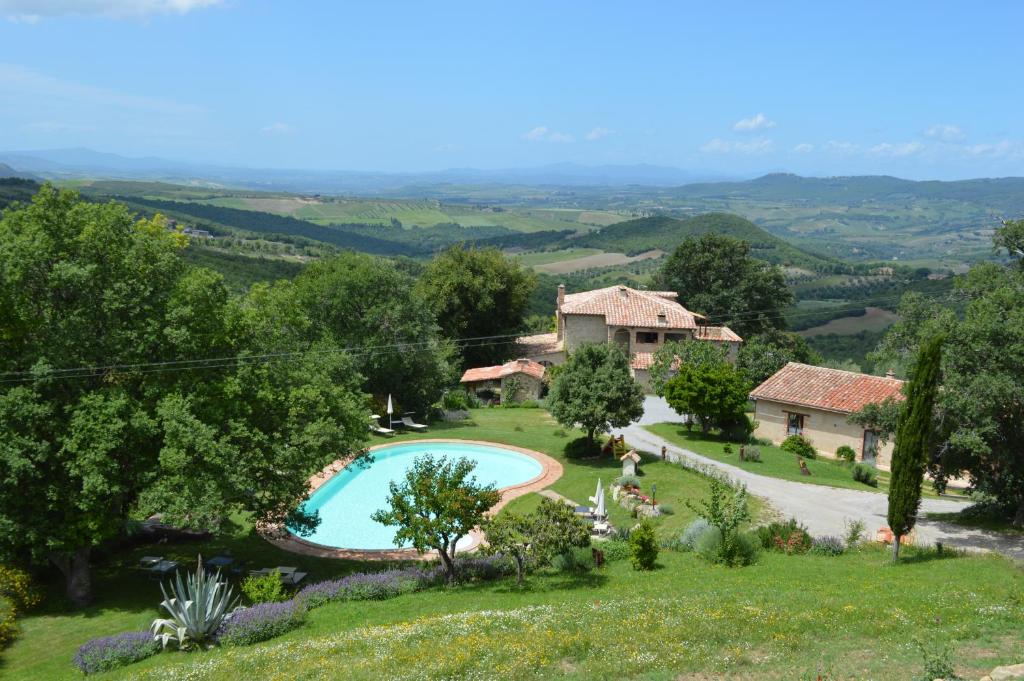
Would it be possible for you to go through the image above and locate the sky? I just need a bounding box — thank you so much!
[1,0,1023,179]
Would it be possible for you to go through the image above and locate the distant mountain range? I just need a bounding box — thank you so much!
[0,148,732,192]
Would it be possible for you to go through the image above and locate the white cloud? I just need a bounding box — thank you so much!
[585,126,613,141]
[0,0,223,21]
[520,126,574,143]
[823,140,860,154]
[732,113,776,132]
[260,122,295,135]
[964,139,1024,159]
[700,138,774,154]
[924,123,965,142]
[868,141,925,158]
[0,63,200,113]
[792,143,814,153]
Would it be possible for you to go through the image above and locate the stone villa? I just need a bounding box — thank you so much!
[516,284,741,390]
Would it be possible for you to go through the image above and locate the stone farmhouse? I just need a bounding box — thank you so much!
[749,362,904,469]
[516,284,741,391]
[460,358,546,402]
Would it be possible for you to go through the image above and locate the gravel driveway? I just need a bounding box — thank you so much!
[613,397,1023,562]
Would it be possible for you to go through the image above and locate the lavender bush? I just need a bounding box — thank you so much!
[73,631,159,675]
[215,599,306,647]
[296,565,443,609]
[452,555,515,581]
[810,535,846,556]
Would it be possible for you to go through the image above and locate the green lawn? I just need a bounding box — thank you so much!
[0,408,753,680]
[120,546,1023,680]
[645,422,963,500]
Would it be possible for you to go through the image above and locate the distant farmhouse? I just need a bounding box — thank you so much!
[165,219,212,239]
[516,284,741,390]
[750,362,904,469]
[460,358,546,402]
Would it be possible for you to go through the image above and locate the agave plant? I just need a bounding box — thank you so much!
[150,556,238,650]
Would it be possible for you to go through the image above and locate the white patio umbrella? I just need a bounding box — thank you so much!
[594,484,606,520]
[386,394,394,429]
[590,477,602,505]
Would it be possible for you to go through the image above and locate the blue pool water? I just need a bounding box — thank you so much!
[291,441,543,550]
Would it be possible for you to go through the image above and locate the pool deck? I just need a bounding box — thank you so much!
[262,438,563,561]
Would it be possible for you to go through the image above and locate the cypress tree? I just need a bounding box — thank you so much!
[887,333,944,563]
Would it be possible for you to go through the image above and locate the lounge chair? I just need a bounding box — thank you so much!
[148,560,179,580]
[399,414,428,432]
[592,521,611,536]
[369,415,396,437]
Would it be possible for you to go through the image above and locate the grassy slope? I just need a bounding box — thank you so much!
[1,408,747,680]
[578,213,838,269]
[123,547,1023,680]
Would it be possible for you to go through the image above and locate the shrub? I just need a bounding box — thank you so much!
[215,600,306,647]
[852,463,879,487]
[781,434,817,459]
[611,526,632,541]
[913,639,961,681]
[151,559,238,650]
[615,474,640,488]
[810,535,846,556]
[73,631,160,675]
[0,596,15,649]
[453,555,516,581]
[843,518,866,548]
[629,520,658,570]
[296,566,442,610]
[679,518,712,552]
[241,570,287,605]
[657,503,674,515]
[741,446,762,462]
[836,445,857,463]
[0,565,41,613]
[600,540,631,562]
[551,547,594,574]
[757,518,811,554]
[686,479,752,567]
[720,414,756,443]
[552,428,567,438]
[694,526,723,561]
[564,436,602,460]
[723,443,733,456]
[439,389,473,411]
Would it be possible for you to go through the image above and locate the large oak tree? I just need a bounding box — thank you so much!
[0,187,368,605]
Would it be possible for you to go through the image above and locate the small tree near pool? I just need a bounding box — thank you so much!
[483,498,590,585]
[372,454,500,583]
[548,343,644,451]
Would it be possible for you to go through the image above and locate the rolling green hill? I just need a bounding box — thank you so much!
[577,213,839,270]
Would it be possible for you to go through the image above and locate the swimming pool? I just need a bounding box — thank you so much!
[290,441,545,551]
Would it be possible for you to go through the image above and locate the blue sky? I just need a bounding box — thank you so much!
[1,0,1023,179]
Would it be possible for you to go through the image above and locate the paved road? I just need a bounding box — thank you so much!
[612,397,1023,562]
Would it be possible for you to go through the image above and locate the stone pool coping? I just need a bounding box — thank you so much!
[261,438,563,561]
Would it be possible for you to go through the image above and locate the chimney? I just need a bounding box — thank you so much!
[885,368,896,379]
[517,358,530,366]
[617,285,628,299]
[557,284,565,307]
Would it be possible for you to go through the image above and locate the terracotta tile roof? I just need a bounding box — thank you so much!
[560,285,704,330]
[749,362,905,414]
[694,325,743,342]
[630,352,683,371]
[461,358,546,384]
[515,332,564,355]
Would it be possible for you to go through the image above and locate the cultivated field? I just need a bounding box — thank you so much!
[534,249,664,274]
[799,306,900,337]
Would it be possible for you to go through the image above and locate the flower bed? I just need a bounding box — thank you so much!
[74,631,160,675]
[216,599,307,647]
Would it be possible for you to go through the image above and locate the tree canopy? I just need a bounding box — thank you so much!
[0,187,369,605]
[866,259,1024,527]
[663,361,751,437]
[483,498,590,584]
[648,340,729,397]
[547,343,644,448]
[737,330,821,386]
[886,334,943,562]
[291,252,457,415]
[653,233,793,338]
[415,245,536,368]
[372,454,500,582]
